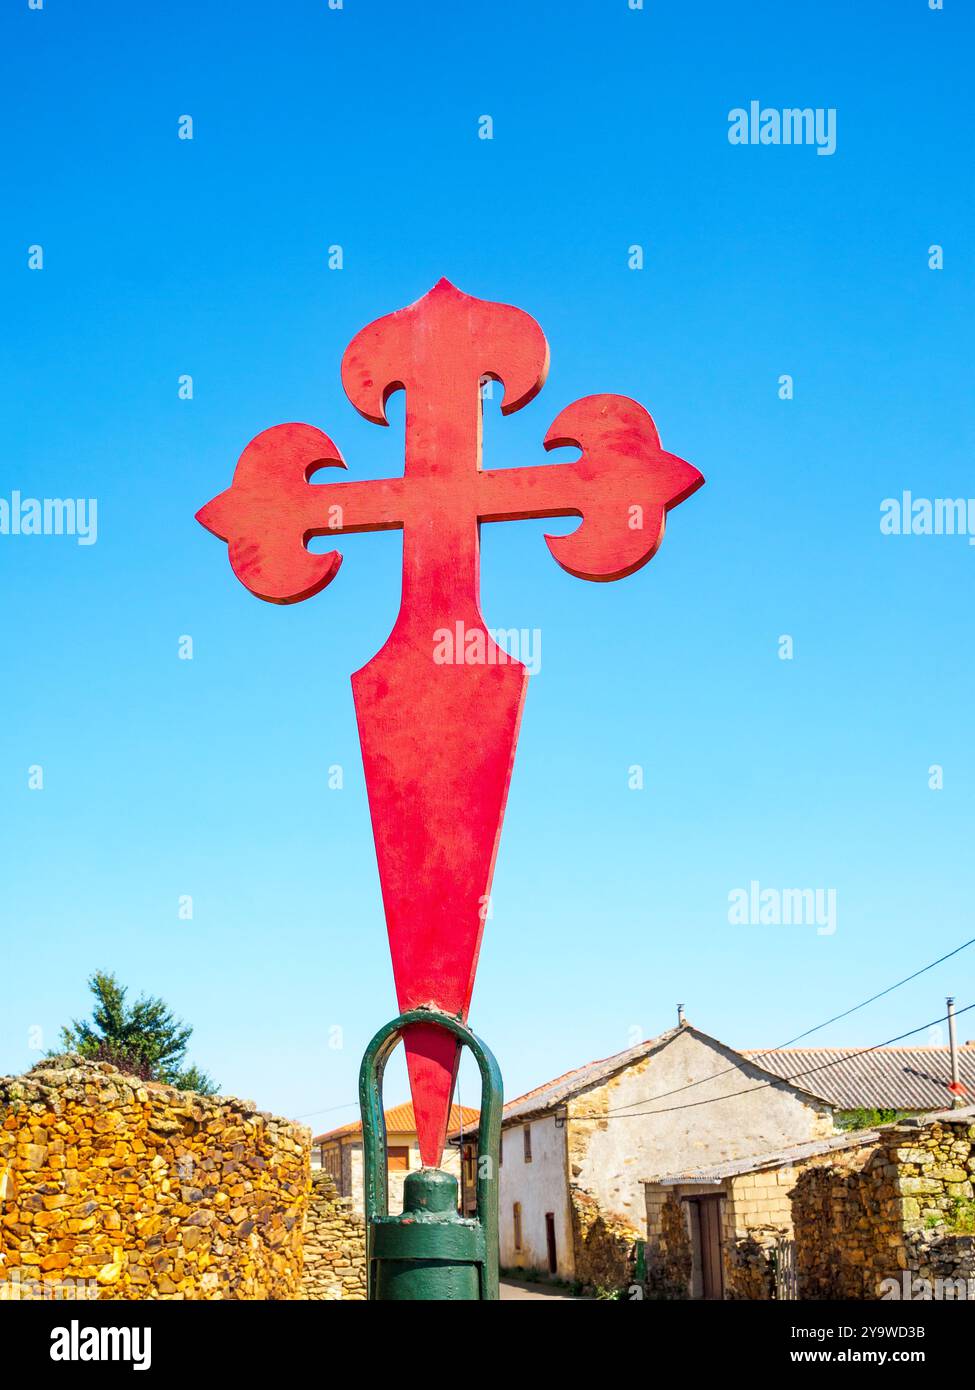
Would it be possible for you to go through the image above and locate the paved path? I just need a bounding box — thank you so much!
[500,1277,589,1300]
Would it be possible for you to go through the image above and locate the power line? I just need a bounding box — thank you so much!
[288,936,975,1125]
[292,1100,358,1121]
[570,1002,974,1121]
[761,935,975,1054]
[589,934,975,1119]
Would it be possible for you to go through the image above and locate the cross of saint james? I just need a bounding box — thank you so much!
[197,279,703,1167]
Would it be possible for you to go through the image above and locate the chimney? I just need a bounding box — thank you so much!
[677,1004,686,1027]
[947,997,968,1106]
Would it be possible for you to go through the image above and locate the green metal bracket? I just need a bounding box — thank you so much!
[358,1006,503,1300]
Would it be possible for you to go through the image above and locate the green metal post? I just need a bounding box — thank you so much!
[358,1006,502,1300]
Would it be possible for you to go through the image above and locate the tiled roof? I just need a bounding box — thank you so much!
[313,1101,479,1146]
[741,1047,975,1112]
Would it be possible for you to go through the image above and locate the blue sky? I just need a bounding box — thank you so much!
[2,0,972,1133]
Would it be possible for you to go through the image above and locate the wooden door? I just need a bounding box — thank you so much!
[694,1197,724,1300]
[545,1212,558,1275]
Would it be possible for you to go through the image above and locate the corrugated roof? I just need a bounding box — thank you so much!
[741,1047,975,1112]
[313,1101,479,1146]
[445,1031,975,1143]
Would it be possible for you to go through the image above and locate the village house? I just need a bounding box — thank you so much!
[640,1042,974,1299]
[451,1026,974,1292]
[642,1104,975,1301]
[450,1021,838,1289]
[315,1101,479,1216]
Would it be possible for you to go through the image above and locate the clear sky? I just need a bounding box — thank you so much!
[2,0,972,1134]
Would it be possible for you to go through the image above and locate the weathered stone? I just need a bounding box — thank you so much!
[0,1055,309,1301]
[302,1171,366,1301]
[896,1176,943,1195]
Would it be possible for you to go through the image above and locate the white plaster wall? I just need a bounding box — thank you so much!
[571,1029,832,1230]
[498,1118,574,1278]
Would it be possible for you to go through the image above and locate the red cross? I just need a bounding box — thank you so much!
[197,280,703,1166]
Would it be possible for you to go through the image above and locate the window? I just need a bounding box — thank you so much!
[523,1125,532,1163]
[513,1202,523,1251]
[324,1145,342,1183]
[387,1145,410,1172]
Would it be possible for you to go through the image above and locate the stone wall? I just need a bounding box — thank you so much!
[791,1149,876,1299]
[643,1114,975,1300]
[302,1169,366,1300]
[644,1187,692,1298]
[0,1056,309,1300]
[569,1187,642,1291]
[792,1114,975,1299]
[899,1230,975,1298]
[722,1165,795,1299]
[723,1231,778,1300]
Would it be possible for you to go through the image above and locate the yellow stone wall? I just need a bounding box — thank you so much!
[0,1055,309,1300]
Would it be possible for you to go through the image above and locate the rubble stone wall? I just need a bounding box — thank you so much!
[644,1187,693,1298]
[722,1167,794,1300]
[569,1187,642,1291]
[643,1115,975,1300]
[302,1169,366,1299]
[0,1056,308,1300]
[792,1116,975,1299]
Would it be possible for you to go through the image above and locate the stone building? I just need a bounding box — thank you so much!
[642,1104,975,1300]
[450,1021,835,1289]
[315,1100,479,1215]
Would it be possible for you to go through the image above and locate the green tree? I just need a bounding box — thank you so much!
[55,971,218,1095]
[834,1107,908,1132]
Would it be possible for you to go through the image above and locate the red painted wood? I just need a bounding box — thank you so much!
[197,280,703,1166]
